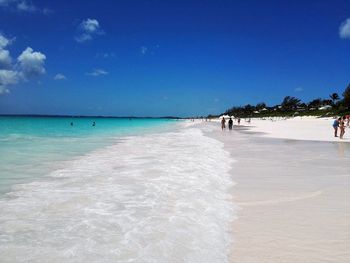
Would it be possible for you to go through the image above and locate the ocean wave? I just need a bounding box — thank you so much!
[0,126,235,263]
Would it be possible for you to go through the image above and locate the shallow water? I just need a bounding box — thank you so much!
[0,116,174,193]
[0,119,235,262]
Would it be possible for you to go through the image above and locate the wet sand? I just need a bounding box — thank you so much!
[202,122,350,263]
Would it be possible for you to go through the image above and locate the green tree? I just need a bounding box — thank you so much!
[255,102,267,110]
[342,84,350,108]
[308,98,322,109]
[244,104,254,115]
[329,93,340,105]
[322,99,332,106]
[281,96,301,110]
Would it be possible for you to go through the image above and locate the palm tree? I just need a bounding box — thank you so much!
[329,93,340,106]
[281,96,301,111]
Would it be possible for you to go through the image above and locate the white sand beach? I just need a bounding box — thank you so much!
[1,117,349,262]
[200,117,350,262]
[243,116,350,142]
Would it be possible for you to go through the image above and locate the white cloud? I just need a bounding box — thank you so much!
[339,18,350,39]
[54,73,66,80]
[0,34,13,69]
[0,0,50,14]
[95,52,115,59]
[0,69,19,94]
[0,86,10,94]
[0,69,19,85]
[17,47,46,78]
[75,18,103,43]
[81,18,99,33]
[140,46,148,55]
[294,86,303,92]
[0,35,46,95]
[0,0,34,12]
[16,0,36,12]
[140,45,160,56]
[75,34,92,43]
[86,69,108,77]
[0,34,11,48]
[0,49,12,68]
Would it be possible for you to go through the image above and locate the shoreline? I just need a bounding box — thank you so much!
[199,121,350,262]
[0,120,234,262]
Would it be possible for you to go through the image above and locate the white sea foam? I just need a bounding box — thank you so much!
[0,126,235,262]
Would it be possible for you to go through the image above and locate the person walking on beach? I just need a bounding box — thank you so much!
[221,117,226,131]
[228,117,233,130]
[339,117,346,139]
[333,118,340,137]
[237,118,241,125]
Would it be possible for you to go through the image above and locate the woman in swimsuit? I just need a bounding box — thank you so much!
[339,116,346,139]
[221,117,226,131]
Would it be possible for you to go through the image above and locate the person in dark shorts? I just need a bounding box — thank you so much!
[333,118,340,137]
[228,117,233,130]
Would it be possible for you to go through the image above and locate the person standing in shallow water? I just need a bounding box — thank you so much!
[221,117,226,131]
[333,118,340,137]
[228,117,233,130]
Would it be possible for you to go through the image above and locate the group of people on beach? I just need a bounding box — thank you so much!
[333,116,349,139]
[221,117,241,131]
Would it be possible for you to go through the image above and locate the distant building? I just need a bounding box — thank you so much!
[318,105,332,110]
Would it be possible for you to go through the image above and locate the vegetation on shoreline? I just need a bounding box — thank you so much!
[213,84,350,118]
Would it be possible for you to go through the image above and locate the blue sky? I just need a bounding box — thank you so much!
[0,0,349,117]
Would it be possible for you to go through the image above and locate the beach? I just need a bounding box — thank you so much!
[243,116,350,142]
[0,116,349,262]
[2,0,349,261]
[202,117,350,262]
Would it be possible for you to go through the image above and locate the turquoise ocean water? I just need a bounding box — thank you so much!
[0,116,173,194]
[0,116,235,262]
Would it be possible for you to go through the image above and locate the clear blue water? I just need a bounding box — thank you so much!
[0,119,235,262]
[0,116,174,194]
